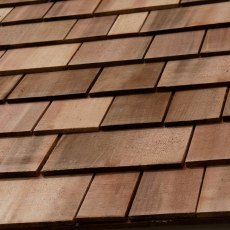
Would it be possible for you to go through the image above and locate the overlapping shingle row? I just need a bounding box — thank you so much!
[0,0,229,229]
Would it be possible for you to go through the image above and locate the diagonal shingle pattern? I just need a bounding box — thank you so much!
[0,0,229,229]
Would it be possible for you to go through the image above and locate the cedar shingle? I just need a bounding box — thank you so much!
[186,123,230,166]
[77,172,139,222]
[141,2,230,33]
[42,127,192,174]
[145,31,204,60]
[0,102,49,136]
[0,135,57,176]
[0,20,76,47]
[202,27,230,54]
[69,37,152,67]
[158,56,230,90]
[2,3,53,24]
[197,166,230,217]
[45,0,101,19]
[90,63,164,96]
[108,12,148,35]
[34,97,113,134]
[0,74,22,102]
[101,92,171,129]
[66,16,116,40]
[0,44,80,74]
[0,175,92,226]
[130,168,204,219]
[8,69,100,102]
[165,88,226,125]
[96,0,179,15]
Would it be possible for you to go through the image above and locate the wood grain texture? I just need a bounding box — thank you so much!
[0,102,48,136]
[0,74,22,102]
[69,37,152,67]
[202,28,230,54]
[0,44,80,74]
[145,31,204,60]
[158,56,230,90]
[165,88,226,126]
[197,166,230,217]
[8,69,100,102]
[77,172,139,222]
[0,20,76,47]
[108,12,148,35]
[90,63,164,96]
[2,3,53,24]
[129,168,204,219]
[141,2,230,33]
[0,175,92,226]
[96,0,179,15]
[66,16,116,40]
[34,97,113,135]
[45,0,101,19]
[42,127,192,174]
[0,135,57,176]
[102,92,171,129]
[186,123,230,166]
[0,8,12,22]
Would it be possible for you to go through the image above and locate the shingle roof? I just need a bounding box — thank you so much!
[0,0,229,229]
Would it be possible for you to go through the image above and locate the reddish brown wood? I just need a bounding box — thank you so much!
[77,172,139,222]
[130,168,204,219]
[197,166,230,217]
[102,93,171,128]
[42,127,192,174]
[34,98,113,134]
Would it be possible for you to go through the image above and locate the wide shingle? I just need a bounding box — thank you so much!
[66,16,116,40]
[0,74,22,102]
[108,12,148,35]
[96,0,179,14]
[2,3,53,24]
[197,166,230,217]
[202,27,230,54]
[90,63,164,96]
[158,56,230,90]
[145,31,204,60]
[34,97,113,134]
[45,0,101,19]
[186,123,230,166]
[0,175,92,226]
[77,172,139,222]
[141,2,230,33]
[0,44,80,74]
[102,92,171,129]
[130,168,203,219]
[0,102,48,136]
[0,20,76,47]
[165,88,226,125]
[0,135,57,176]
[69,37,152,67]
[8,69,100,102]
[42,127,192,174]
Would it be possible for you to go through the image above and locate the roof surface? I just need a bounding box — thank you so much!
[0,0,229,229]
